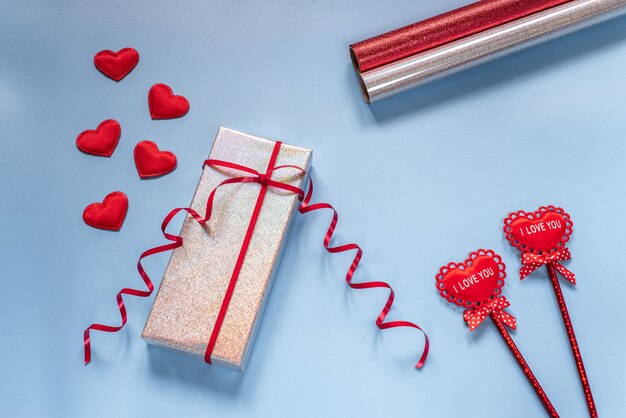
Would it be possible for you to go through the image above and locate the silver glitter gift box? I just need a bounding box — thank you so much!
[142,127,312,371]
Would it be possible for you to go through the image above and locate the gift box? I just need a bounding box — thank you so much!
[142,127,312,371]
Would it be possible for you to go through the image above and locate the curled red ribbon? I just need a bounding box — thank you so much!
[520,248,576,284]
[84,142,429,368]
[463,296,516,332]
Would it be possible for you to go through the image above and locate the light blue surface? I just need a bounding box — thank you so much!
[1,1,625,417]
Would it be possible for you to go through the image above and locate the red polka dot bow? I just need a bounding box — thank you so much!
[463,296,517,332]
[520,248,576,284]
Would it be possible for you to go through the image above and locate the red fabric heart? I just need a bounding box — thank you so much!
[83,191,129,231]
[148,83,189,119]
[504,206,572,253]
[134,140,177,178]
[436,249,506,308]
[76,119,121,157]
[94,48,139,82]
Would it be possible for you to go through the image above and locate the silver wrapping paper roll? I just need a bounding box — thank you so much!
[358,0,626,103]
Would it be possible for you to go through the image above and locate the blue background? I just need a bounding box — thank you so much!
[1,1,625,417]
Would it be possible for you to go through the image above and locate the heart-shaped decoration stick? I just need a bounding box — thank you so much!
[82,191,128,231]
[148,83,190,119]
[504,205,572,253]
[435,248,559,417]
[134,140,177,178]
[76,119,121,157]
[503,205,597,416]
[94,48,139,82]
[436,249,505,308]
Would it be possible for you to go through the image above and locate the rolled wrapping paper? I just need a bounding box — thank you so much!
[350,0,575,73]
[358,0,626,103]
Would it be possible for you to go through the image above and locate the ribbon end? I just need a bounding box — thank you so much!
[83,330,92,365]
[414,339,429,369]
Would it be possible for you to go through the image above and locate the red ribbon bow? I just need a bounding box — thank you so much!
[83,141,429,368]
[520,248,576,284]
[463,296,517,332]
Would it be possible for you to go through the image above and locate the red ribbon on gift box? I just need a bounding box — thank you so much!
[84,141,429,368]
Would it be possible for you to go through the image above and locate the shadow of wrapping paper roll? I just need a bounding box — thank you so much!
[357,0,626,103]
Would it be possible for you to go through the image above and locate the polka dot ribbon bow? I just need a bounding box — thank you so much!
[463,296,517,332]
[520,248,576,284]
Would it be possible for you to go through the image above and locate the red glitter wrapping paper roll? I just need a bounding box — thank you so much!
[350,0,574,73]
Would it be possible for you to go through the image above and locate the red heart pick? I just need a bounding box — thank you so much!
[134,140,177,178]
[94,48,139,82]
[148,83,189,119]
[504,206,572,253]
[76,119,121,157]
[436,249,506,308]
[83,191,129,231]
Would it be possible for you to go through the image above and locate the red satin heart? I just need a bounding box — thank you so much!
[134,140,177,178]
[83,191,129,231]
[94,48,139,82]
[148,83,189,119]
[76,119,121,157]
[436,250,506,307]
[504,206,572,253]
